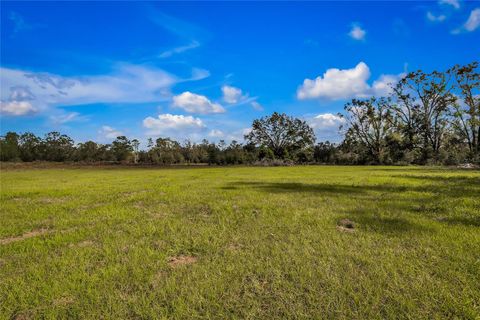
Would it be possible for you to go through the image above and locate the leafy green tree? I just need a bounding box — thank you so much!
[396,70,456,163]
[75,141,102,162]
[341,97,393,164]
[0,132,20,161]
[245,112,315,159]
[148,137,183,164]
[314,141,337,164]
[43,132,75,162]
[449,62,480,162]
[111,136,133,162]
[18,132,42,161]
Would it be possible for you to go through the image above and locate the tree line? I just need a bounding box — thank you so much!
[1,61,478,165]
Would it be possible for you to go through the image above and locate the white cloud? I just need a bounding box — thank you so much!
[452,8,480,34]
[0,100,37,116]
[426,11,447,22]
[50,112,80,124]
[251,101,263,111]
[172,91,225,114]
[371,73,406,97]
[159,40,200,58]
[463,8,480,32]
[143,113,205,135]
[222,85,245,104]
[308,113,345,142]
[99,125,123,139]
[208,129,224,138]
[297,62,371,100]
[297,62,404,101]
[349,24,366,41]
[439,0,460,9]
[0,64,209,116]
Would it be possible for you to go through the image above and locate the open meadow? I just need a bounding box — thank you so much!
[1,165,479,319]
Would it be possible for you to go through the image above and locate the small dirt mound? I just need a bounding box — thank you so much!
[167,255,197,268]
[337,219,356,233]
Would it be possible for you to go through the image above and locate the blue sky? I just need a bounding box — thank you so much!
[1,1,479,145]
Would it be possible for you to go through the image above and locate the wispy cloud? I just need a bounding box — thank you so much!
[0,64,209,116]
[426,11,447,22]
[439,0,460,10]
[49,112,88,125]
[8,11,32,37]
[149,9,208,59]
[158,40,200,58]
[452,8,480,34]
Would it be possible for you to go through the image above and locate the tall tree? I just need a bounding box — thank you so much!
[18,132,42,161]
[245,112,315,159]
[449,62,480,161]
[341,97,393,164]
[395,70,456,163]
[111,136,133,162]
[43,132,75,162]
[0,132,20,161]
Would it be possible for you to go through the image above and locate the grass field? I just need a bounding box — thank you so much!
[1,166,479,319]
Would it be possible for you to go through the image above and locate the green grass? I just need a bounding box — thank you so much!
[1,166,479,319]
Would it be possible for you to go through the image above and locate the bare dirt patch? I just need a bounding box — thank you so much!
[37,197,70,205]
[227,243,244,251]
[0,229,50,245]
[167,255,197,268]
[337,219,356,233]
[69,240,96,248]
[53,295,75,307]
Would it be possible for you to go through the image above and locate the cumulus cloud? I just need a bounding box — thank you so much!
[172,91,225,114]
[371,73,406,97]
[297,62,370,100]
[222,85,245,104]
[426,11,447,22]
[297,62,403,101]
[143,113,205,135]
[99,125,123,139]
[0,64,208,116]
[221,84,262,110]
[308,113,345,142]
[439,0,460,9]
[0,100,37,116]
[348,24,366,41]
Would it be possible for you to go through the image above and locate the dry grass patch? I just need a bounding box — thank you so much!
[0,229,50,245]
[167,255,198,268]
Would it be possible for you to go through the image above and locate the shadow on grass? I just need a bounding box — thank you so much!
[393,174,480,185]
[222,181,408,195]
[222,179,479,233]
[437,217,480,227]
[354,215,432,234]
